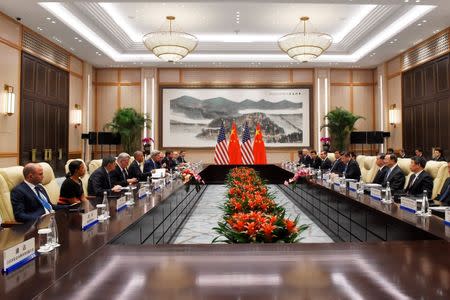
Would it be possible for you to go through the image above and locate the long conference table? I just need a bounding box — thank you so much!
[0,164,449,299]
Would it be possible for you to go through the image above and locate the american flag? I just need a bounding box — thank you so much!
[214,122,229,165]
[241,122,254,164]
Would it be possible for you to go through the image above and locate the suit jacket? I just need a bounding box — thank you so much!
[88,167,112,197]
[343,159,361,180]
[11,182,62,222]
[110,165,131,187]
[177,156,187,164]
[128,160,151,182]
[382,165,405,192]
[300,155,313,167]
[330,158,345,175]
[320,158,332,170]
[433,156,446,162]
[405,171,433,198]
[436,177,450,204]
[311,157,322,169]
[161,157,176,170]
[373,166,388,184]
[143,159,160,173]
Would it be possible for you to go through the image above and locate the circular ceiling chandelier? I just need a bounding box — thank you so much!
[278,16,333,63]
[143,16,198,62]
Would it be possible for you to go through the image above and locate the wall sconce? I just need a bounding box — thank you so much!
[71,104,82,128]
[389,104,401,128]
[3,85,15,116]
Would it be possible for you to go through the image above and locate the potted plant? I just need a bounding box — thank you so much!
[142,137,154,155]
[104,108,151,154]
[320,137,331,151]
[321,107,363,151]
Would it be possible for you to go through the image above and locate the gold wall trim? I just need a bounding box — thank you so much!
[94,82,141,86]
[0,36,21,51]
[70,71,83,79]
[0,152,19,158]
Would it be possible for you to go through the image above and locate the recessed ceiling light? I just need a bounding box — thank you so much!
[394,38,398,41]
[70,47,74,51]
[404,0,409,2]
[422,20,427,23]
[51,20,56,24]
[417,23,422,26]
[415,0,421,3]
[74,37,78,40]
[46,17,51,20]
[37,27,43,31]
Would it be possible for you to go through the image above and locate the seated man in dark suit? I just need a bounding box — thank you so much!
[299,148,313,167]
[372,153,387,184]
[87,156,122,197]
[319,151,332,170]
[330,151,345,175]
[128,151,152,181]
[435,161,450,205]
[11,163,66,222]
[399,149,407,159]
[161,150,176,170]
[404,156,433,198]
[177,150,187,164]
[143,150,162,173]
[415,148,426,160]
[341,152,361,180]
[432,147,446,162]
[110,152,138,187]
[382,154,405,193]
[310,150,322,169]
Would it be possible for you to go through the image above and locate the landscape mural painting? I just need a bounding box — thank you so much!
[161,87,311,148]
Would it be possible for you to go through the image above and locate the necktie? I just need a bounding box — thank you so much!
[385,167,393,182]
[35,186,53,212]
[408,174,416,190]
[122,168,128,181]
[439,183,450,202]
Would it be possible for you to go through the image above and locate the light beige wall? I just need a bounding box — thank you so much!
[386,57,403,150]
[0,13,21,167]
[329,69,375,132]
[0,12,90,167]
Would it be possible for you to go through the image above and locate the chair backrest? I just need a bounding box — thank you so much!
[0,166,24,191]
[38,162,59,205]
[88,159,103,173]
[0,173,16,223]
[64,159,90,195]
[397,158,413,188]
[424,161,448,199]
[356,155,378,183]
[327,153,336,162]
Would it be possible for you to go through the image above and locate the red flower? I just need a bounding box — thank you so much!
[284,219,297,233]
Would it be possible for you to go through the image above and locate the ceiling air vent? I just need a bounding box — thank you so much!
[22,29,70,70]
[401,30,449,72]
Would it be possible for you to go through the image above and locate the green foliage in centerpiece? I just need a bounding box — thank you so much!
[213,167,309,243]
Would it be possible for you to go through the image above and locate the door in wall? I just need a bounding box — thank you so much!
[20,52,69,176]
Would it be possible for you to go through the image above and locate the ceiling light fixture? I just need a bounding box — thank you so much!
[278,16,332,63]
[143,16,198,62]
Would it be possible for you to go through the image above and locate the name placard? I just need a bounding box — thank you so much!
[400,197,417,213]
[81,210,98,231]
[116,196,127,212]
[349,182,358,192]
[138,187,147,199]
[323,173,330,181]
[445,209,450,226]
[370,188,382,201]
[2,238,36,274]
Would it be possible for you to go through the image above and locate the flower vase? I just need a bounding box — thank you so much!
[143,143,151,155]
[322,144,330,152]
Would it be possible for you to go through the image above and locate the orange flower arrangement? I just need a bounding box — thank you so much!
[213,167,309,243]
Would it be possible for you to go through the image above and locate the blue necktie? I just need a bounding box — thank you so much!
[385,168,393,181]
[439,184,450,202]
[35,186,53,212]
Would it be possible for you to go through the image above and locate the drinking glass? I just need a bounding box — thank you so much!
[125,191,134,206]
[37,228,52,253]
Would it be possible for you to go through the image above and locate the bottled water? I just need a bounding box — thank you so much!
[146,176,151,195]
[47,214,60,249]
[357,175,364,194]
[420,190,431,217]
[383,181,392,204]
[317,168,322,180]
[102,191,110,219]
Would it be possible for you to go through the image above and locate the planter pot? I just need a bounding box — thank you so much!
[143,143,151,155]
[322,144,330,152]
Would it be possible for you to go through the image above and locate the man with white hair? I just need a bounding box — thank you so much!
[144,150,162,173]
[109,152,138,187]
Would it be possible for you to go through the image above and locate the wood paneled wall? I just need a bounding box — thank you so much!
[402,53,450,158]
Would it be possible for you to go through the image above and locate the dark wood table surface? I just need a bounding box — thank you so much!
[1,166,449,299]
[35,241,450,299]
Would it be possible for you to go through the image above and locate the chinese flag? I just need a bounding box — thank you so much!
[253,123,267,164]
[228,122,243,164]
